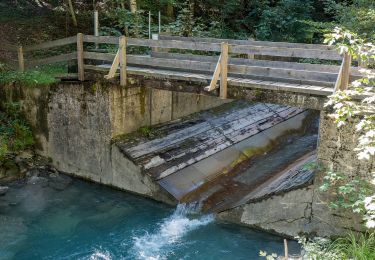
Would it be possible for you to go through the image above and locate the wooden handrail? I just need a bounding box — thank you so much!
[159,35,335,50]
[23,36,77,52]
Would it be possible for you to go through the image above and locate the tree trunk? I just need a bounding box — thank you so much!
[167,2,174,18]
[66,0,77,27]
[129,0,137,13]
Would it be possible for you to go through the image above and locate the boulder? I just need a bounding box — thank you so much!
[0,186,9,196]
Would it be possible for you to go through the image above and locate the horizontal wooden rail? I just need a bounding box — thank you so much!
[83,35,118,45]
[84,51,116,62]
[159,35,334,50]
[150,52,356,74]
[23,36,77,52]
[27,52,77,67]
[229,44,341,60]
[1,43,18,52]
[124,55,353,85]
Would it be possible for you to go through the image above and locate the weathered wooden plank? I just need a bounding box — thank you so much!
[205,56,221,91]
[229,44,342,60]
[85,64,110,72]
[23,36,77,52]
[1,43,18,52]
[229,64,338,82]
[104,49,120,79]
[151,52,363,75]
[340,53,351,91]
[159,35,334,50]
[77,33,85,81]
[127,55,216,72]
[27,52,77,67]
[83,51,116,62]
[220,42,229,99]
[128,55,341,84]
[119,102,306,180]
[119,36,127,86]
[334,58,344,93]
[83,35,119,45]
[127,38,221,52]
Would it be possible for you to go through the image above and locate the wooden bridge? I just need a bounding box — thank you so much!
[2,33,362,99]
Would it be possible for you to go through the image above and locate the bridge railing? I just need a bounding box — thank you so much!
[1,33,367,98]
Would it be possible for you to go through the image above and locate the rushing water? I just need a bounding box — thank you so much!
[0,177,300,260]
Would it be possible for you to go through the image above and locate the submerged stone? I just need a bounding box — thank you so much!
[0,186,9,196]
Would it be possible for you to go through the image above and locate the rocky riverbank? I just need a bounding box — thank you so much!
[0,150,71,197]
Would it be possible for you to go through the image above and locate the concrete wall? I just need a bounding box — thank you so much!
[219,110,373,238]
[218,184,364,238]
[0,82,225,203]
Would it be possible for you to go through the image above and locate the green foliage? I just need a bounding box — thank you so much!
[255,0,315,43]
[0,102,34,161]
[324,0,375,41]
[299,232,375,260]
[319,170,372,213]
[323,28,375,229]
[0,64,66,86]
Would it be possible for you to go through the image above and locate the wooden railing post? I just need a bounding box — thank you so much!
[77,33,85,81]
[17,46,24,72]
[219,42,229,99]
[339,52,351,91]
[119,36,127,86]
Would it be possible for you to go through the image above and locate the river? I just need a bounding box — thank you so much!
[0,176,300,259]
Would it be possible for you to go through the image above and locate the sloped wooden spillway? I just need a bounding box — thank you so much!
[115,101,315,209]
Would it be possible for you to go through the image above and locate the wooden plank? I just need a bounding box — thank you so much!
[27,52,77,67]
[127,38,221,52]
[119,36,127,86]
[17,46,24,72]
[229,64,339,83]
[229,44,342,60]
[128,55,337,85]
[1,43,18,52]
[150,52,363,75]
[83,52,116,62]
[104,49,120,79]
[220,42,229,99]
[23,36,77,52]
[83,35,119,45]
[127,55,215,72]
[339,52,351,91]
[159,35,334,50]
[77,33,85,81]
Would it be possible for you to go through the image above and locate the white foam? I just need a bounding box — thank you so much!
[89,249,112,260]
[131,204,214,260]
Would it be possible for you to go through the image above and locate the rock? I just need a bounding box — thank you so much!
[48,173,72,191]
[27,176,48,187]
[0,186,9,196]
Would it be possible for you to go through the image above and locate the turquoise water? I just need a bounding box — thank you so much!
[0,177,299,260]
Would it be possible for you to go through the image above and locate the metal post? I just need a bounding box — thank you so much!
[149,11,151,39]
[94,10,99,49]
[158,11,161,34]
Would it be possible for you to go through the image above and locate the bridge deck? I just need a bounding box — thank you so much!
[88,64,335,96]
